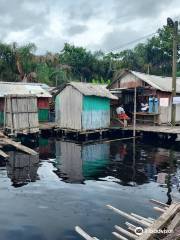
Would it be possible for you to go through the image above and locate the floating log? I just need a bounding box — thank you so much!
[0,149,8,158]
[75,226,99,240]
[115,225,138,239]
[112,231,129,240]
[106,205,150,227]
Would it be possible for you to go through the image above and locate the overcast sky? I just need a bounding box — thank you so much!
[0,0,180,54]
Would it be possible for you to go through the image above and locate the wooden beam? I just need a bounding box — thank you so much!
[106,205,150,227]
[75,226,99,240]
[0,149,8,158]
[115,225,138,239]
[153,206,166,213]
[167,212,180,231]
[125,222,141,234]
[2,138,37,156]
[150,199,169,208]
[112,232,129,240]
[138,203,180,240]
[131,213,154,224]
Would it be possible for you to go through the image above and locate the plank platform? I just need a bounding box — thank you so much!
[75,199,180,240]
[39,122,57,130]
[110,125,180,135]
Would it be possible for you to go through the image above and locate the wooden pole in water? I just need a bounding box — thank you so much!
[133,87,137,138]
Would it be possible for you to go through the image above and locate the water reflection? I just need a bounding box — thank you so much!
[6,151,39,187]
[49,139,180,188]
[2,137,180,193]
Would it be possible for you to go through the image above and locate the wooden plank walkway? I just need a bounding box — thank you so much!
[111,125,180,135]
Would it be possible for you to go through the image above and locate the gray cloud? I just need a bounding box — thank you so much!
[0,0,179,54]
[66,24,88,36]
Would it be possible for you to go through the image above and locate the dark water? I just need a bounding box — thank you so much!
[0,138,180,240]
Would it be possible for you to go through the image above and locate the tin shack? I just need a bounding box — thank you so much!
[108,70,180,125]
[0,82,52,125]
[55,82,117,131]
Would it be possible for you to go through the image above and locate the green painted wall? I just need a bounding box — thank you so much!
[0,111,4,125]
[83,96,110,111]
[82,96,110,130]
[38,109,49,122]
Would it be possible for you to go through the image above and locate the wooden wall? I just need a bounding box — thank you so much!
[5,95,39,134]
[110,73,143,89]
[55,86,82,130]
[156,91,180,124]
[82,96,110,130]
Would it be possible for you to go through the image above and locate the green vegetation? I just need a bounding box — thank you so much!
[0,25,179,86]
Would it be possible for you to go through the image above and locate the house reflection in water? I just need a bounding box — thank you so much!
[53,140,151,185]
[54,142,84,183]
[6,151,39,187]
[54,141,109,183]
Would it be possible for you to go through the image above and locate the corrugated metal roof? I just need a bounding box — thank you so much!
[131,71,180,93]
[109,70,180,93]
[0,82,52,98]
[67,82,118,100]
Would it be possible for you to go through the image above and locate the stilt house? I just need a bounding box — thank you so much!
[108,70,180,124]
[55,82,117,131]
[0,82,52,125]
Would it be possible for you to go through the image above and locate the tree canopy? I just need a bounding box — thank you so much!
[0,25,179,86]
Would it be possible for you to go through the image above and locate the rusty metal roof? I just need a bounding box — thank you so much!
[0,82,52,98]
[109,70,180,93]
[131,71,180,93]
[67,82,118,100]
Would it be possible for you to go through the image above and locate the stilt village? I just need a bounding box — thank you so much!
[0,4,180,240]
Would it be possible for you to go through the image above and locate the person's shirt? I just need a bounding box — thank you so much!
[141,103,149,111]
[116,106,125,114]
